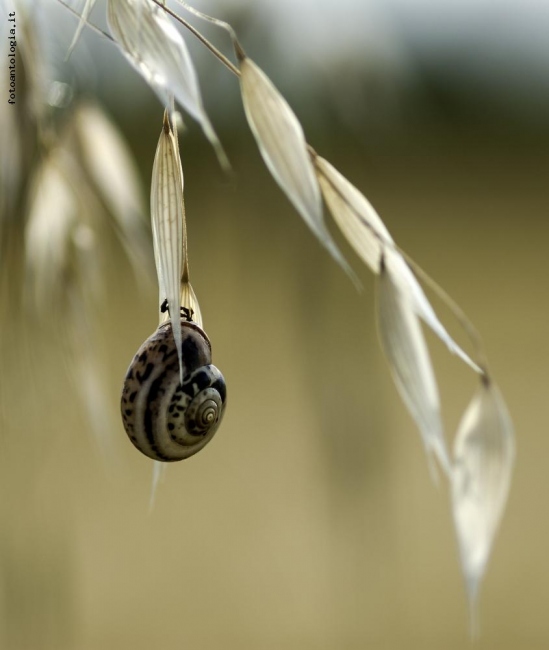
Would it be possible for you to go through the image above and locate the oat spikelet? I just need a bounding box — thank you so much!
[107,0,228,169]
[151,110,203,379]
[150,111,185,381]
[377,252,449,477]
[314,153,480,373]
[236,44,357,286]
[452,379,515,632]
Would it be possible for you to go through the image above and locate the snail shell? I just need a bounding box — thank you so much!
[121,319,227,461]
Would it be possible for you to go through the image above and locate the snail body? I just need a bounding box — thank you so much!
[121,319,227,461]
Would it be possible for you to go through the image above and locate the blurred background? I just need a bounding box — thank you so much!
[0,0,547,648]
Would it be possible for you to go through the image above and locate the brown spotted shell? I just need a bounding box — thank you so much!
[121,320,227,461]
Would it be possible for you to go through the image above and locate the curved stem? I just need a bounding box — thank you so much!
[173,0,239,44]
[150,0,240,77]
[397,250,489,376]
[57,0,116,43]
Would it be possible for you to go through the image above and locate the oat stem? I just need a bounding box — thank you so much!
[150,0,240,77]
[173,0,239,44]
[57,0,116,43]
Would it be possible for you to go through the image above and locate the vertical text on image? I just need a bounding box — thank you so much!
[8,11,16,105]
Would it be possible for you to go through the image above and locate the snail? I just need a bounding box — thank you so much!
[121,317,227,461]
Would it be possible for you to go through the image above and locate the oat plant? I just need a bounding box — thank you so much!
[5,0,515,632]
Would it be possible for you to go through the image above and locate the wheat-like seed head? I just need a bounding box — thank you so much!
[19,0,518,628]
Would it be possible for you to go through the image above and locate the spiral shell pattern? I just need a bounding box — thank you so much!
[121,320,227,461]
